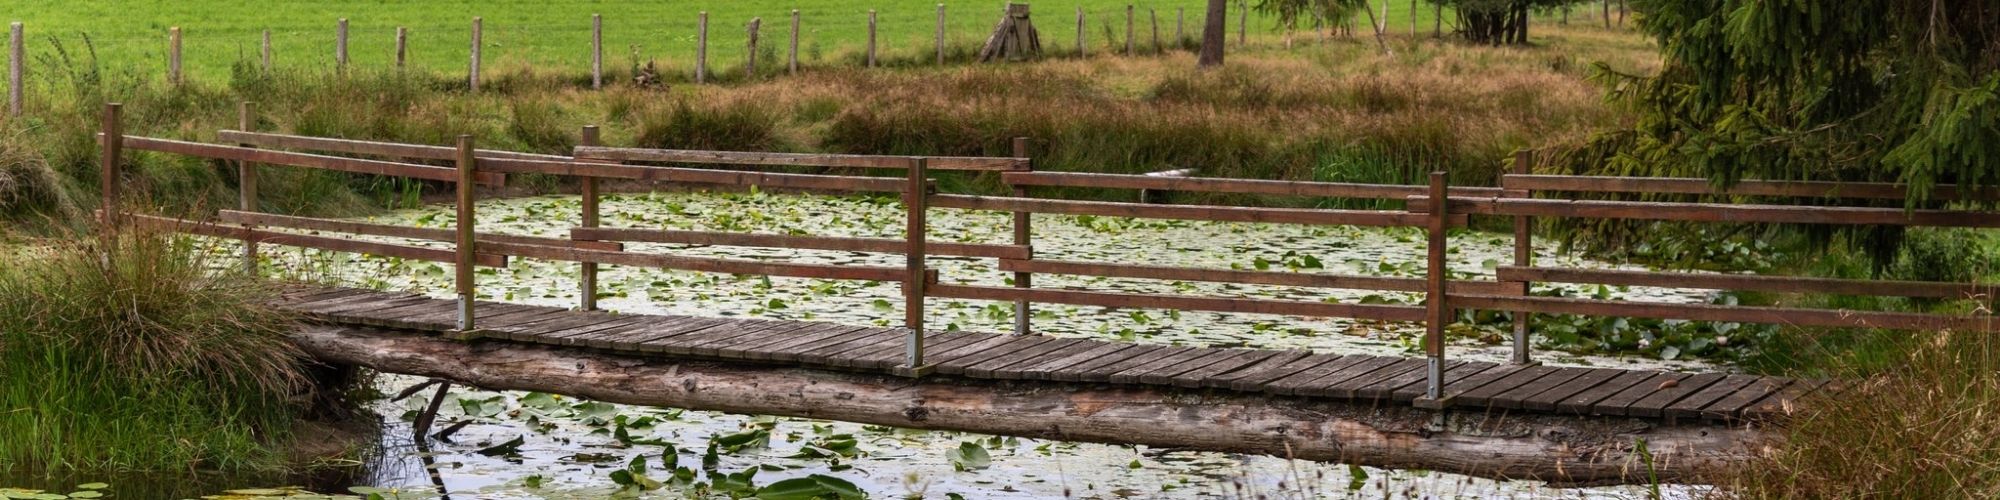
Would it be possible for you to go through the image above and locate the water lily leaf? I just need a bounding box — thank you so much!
[756,474,865,500]
[75,485,109,491]
[946,441,991,471]
[475,435,527,456]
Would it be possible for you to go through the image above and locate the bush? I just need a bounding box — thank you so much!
[0,227,306,472]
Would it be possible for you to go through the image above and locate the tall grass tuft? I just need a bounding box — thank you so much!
[1724,328,2000,498]
[0,226,307,472]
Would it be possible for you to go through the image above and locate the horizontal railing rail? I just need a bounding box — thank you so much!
[1500,174,2000,202]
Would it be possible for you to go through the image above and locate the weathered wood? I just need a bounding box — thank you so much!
[865,10,878,67]
[1008,137,1034,336]
[591,14,603,89]
[573,227,1026,260]
[100,105,121,228]
[1498,265,1997,300]
[1628,373,1728,418]
[572,146,1027,172]
[336,19,349,69]
[168,27,182,85]
[1000,171,1503,199]
[475,240,907,282]
[262,30,273,70]
[1699,378,1790,420]
[1664,374,1762,421]
[745,17,761,77]
[997,258,1508,294]
[931,194,1462,227]
[1454,293,1998,332]
[1419,172,1451,404]
[468,18,481,92]
[298,325,1767,484]
[218,130,568,162]
[1501,174,2000,202]
[394,28,406,68]
[122,212,507,267]
[1518,368,1625,412]
[236,102,261,274]
[482,157,910,193]
[696,12,709,83]
[7,22,21,117]
[1410,197,2000,228]
[120,135,506,185]
[453,135,478,331]
[578,125,603,311]
[217,210,622,252]
[788,10,800,75]
[928,283,1426,322]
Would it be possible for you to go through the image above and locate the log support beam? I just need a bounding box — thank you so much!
[293,325,1766,485]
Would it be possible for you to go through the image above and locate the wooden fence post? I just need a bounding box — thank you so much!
[1419,171,1451,406]
[1237,2,1246,47]
[238,101,259,275]
[1410,0,1418,36]
[696,12,708,83]
[746,17,761,77]
[1176,8,1185,46]
[469,17,482,92]
[866,10,878,68]
[591,14,603,89]
[1011,137,1034,336]
[1150,9,1160,53]
[579,126,602,311]
[788,10,800,75]
[336,18,349,70]
[903,157,931,373]
[261,29,272,71]
[1076,7,1087,56]
[454,135,478,332]
[99,103,122,229]
[395,27,407,69]
[1510,151,1535,364]
[169,27,182,85]
[8,22,21,117]
[935,4,946,65]
[1124,5,1134,55]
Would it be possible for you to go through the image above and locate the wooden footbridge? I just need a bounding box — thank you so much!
[86,102,2000,480]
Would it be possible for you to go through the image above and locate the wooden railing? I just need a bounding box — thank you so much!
[96,102,2000,405]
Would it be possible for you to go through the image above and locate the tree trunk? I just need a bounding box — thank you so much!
[1197,0,1227,67]
[1359,0,1393,55]
[295,325,1771,485]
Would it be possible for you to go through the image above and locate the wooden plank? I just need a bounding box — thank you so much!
[1626,373,1729,418]
[932,194,1462,227]
[1512,368,1624,410]
[627,318,738,352]
[292,292,424,315]
[1001,171,1504,199]
[217,129,569,162]
[127,213,508,267]
[1493,367,1610,411]
[1281,356,1406,397]
[997,259,1509,294]
[820,328,921,368]
[851,331,980,371]
[938,336,1056,375]
[279,287,378,306]
[481,157,913,193]
[1009,342,1140,381]
[1168,348,1272,386]
[1391,361,1503,402]
[912,333,1015,366]
[1079,345,1198,384]
[654,319,782,356]
[120,135,504,185]
[1215,352,1331,391]
[723,323,856,360]
[1586,372,1687,416]
[928,284,1425,322]
[986,338,1114,380]
[1053,344,1170,383]
[1497,265,1998,300]
[1450,366,1564,409]
[477,241,906,282]
[331,299,457,330]
[503,313,635,341]
[1499,174,2000,202]
[1664,374,1763,420]
[573,228,1028,260]
[1107,346,1219,384]
[1346,359,1459,400]
[1455,294,1998,332]
[1551,370,1659,414]
[1261,355,1375,396]
[795,328,904,365]
[528,316,655,345]
[1742,379,1825,420]
[572,146,1027,172]
[753,325,880,362]
[1698,377,1791,420]
[1313,358,1432,399]
[964,337,1084,378]
[221,210,624,252]
[1411,196,2000,228]
[552,316,693,346]
[689,321,810,358]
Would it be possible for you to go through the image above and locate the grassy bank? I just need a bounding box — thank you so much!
[0,22,1651,232]
[0,229,307,472]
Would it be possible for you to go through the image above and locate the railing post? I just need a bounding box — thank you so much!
[469,17,482,92]
[1510,150,1535,365]
[99,103,122,231]
[1011,137,1034,336]
[591,14,603,89]
[579,125,602,311]
[902,157,931,375]
[454,135,478,332]
[336,18,349,71]
[1419,171,1451,407]
[238,101,259,275]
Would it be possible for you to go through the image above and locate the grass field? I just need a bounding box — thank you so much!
[6,0,1485,83]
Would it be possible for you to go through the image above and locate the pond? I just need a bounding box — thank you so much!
[8,191,1726,499]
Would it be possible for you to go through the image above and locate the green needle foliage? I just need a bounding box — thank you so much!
[0,228,307,472]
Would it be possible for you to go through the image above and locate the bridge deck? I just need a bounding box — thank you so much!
[276,286,1815,422]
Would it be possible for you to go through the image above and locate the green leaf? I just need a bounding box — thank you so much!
[475,435,527,456]
[946,441,992,471]
[755,474,865,500]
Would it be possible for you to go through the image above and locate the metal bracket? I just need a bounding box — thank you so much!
[893,364,937,378]
[443,328,491,342]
